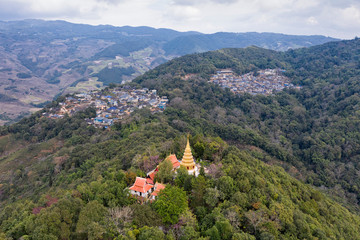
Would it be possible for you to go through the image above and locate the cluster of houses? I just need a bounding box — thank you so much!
[209,69,299,95]
[42,86,168,128]
[129,136,200,202]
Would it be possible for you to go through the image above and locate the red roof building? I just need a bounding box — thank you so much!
[129,177,154,198]
[166,154,180,169]
[145,154,179,184]
[146,169,157,185]
[150,183,166,201]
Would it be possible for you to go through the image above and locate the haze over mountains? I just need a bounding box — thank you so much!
[0,19,338,125]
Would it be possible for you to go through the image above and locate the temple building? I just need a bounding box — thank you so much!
[129,177,166,202]
[129,135,199,201]
[180,135,200,176]
[167,154,181,169]
[129,177,154,198]
[146,153,180,184]
[150,182,166,201]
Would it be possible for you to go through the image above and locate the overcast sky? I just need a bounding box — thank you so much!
[0,0,359,39]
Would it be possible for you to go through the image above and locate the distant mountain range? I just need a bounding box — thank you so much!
[0,19,339,125]
[163,32,338,55]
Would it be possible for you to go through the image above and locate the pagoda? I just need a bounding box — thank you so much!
[180,135,199,176]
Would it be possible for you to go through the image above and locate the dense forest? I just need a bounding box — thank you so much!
[94,66,136,85]
[134,38,360,210]
[1,38,360,239]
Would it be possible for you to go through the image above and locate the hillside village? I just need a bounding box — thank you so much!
[210,69,299,95]
[42,86,168,128]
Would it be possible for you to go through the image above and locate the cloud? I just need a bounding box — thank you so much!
[0,2,25,19]
[0,0,358,39]
[95,0,126,5]
[306,17,318,25]
[164,5,201,22]
[172,0,238,6]
[340,5,360,25]
[0,0,87,19]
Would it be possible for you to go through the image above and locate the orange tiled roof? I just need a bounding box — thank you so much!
[146,177,154,185]
[167,154,180,169]
[147,169,156,183]
[129,177,153,193]
[151,183,165,197]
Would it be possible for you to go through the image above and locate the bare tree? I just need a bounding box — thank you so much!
[245,210,267,234]
[109,206,133,234]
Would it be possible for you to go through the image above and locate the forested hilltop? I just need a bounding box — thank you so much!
[1,39,360,239]
[134,38,360,211]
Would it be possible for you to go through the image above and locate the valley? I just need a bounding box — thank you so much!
[0,20,338,125]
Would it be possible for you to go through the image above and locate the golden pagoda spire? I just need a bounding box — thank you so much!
[181,134,195,170]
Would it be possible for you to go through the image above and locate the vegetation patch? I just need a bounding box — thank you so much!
[16,72,32,79]
[94,40,153,58]
[0,93,17,102]
[93,66,135,85]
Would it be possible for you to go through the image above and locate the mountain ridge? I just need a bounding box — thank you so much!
[0,19,339,125]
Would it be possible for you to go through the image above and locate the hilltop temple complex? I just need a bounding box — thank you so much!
[129,135,199,201]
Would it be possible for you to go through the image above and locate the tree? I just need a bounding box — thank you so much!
[0,232,11,240]
[31,208,62,240]
[125,171,137,185]
[217,176,234,199]
[179,226,200,240]
[231,192,249,209]
[199,166,206,177]
[0,200,35,239]
[232,232,256,240]
[205,226,221,240]
[207,163,223,178]
[224,206,241,230]
[215,220,233,240]
[175,166,192,191]
[153,185,188,224]
[259,232,275,240]
[32,197,83,240]
[86,222,106,240]
[109,206,133,235]
[193,141,205,159]
[156,159,175,183]
[133,155,161,173]
[131,204,162,228]
[138,226,165,240]
[76,201,107,239]
[190,175,207,208]
[204,188,222,208]
[179,210,198,229]
[245,210,267,234]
